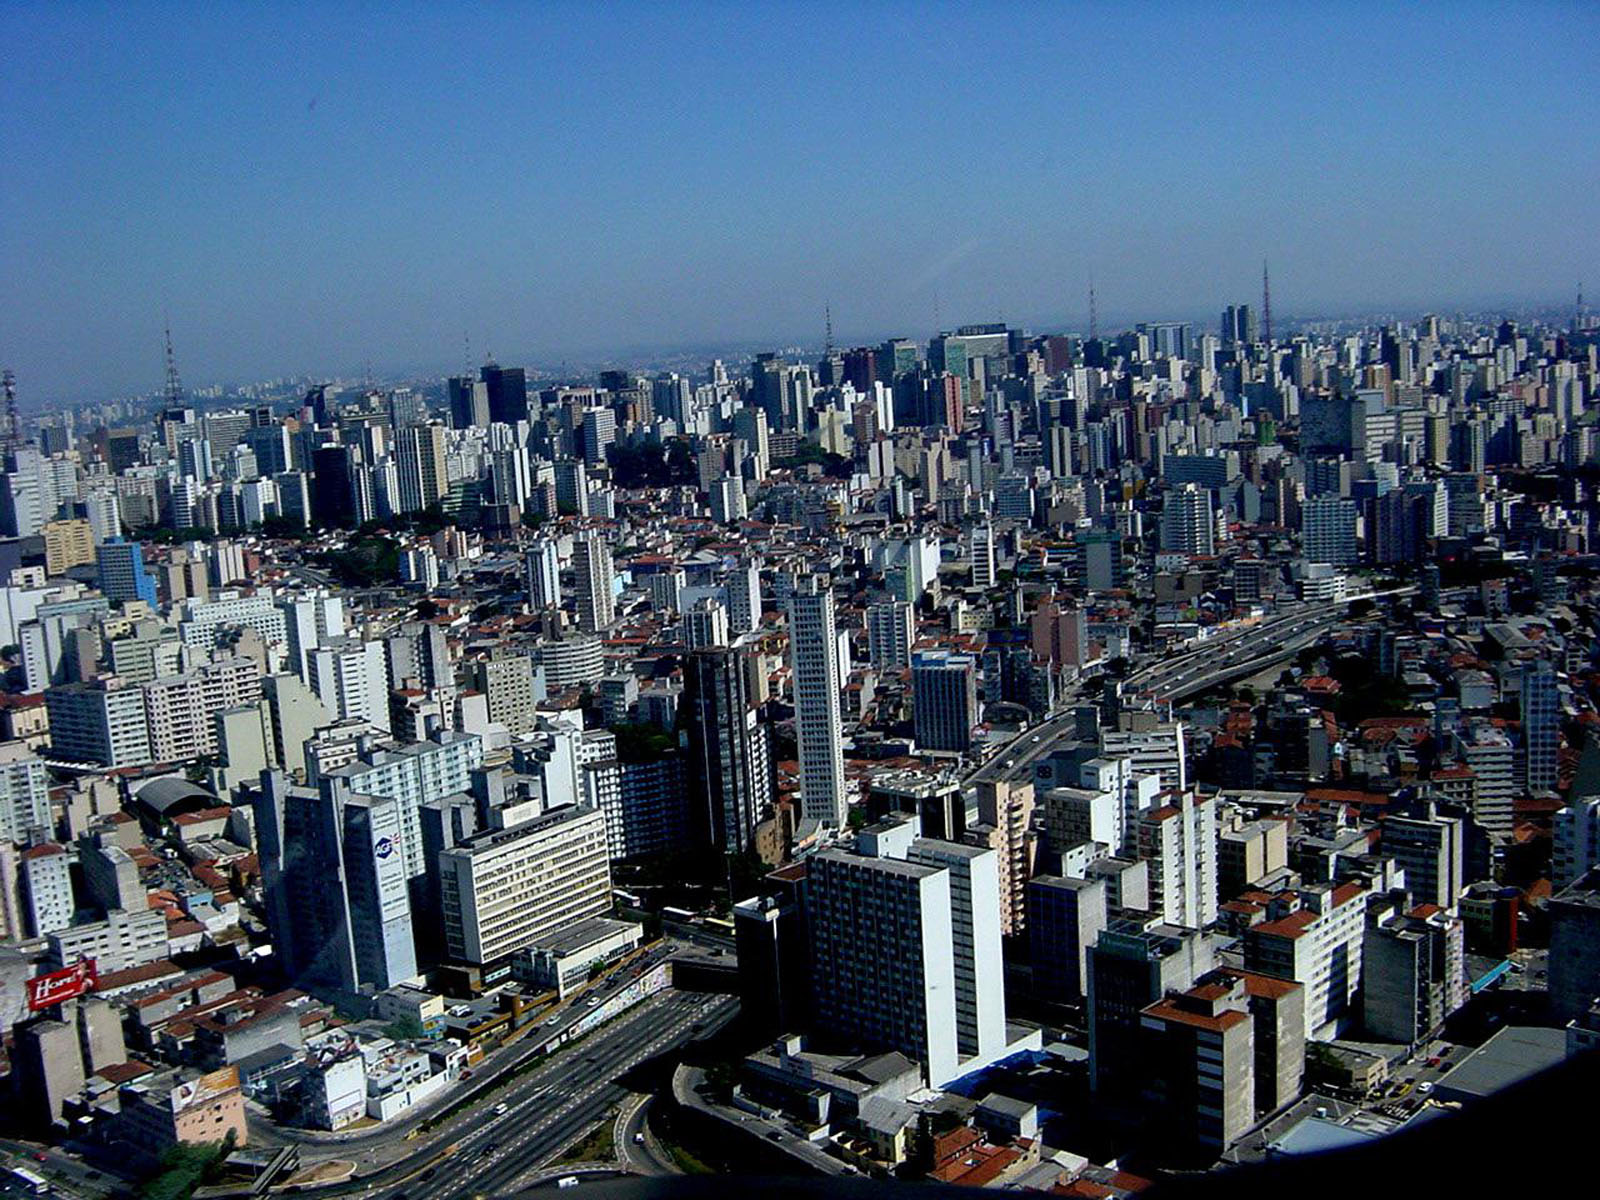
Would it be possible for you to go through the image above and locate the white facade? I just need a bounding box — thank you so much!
[789,576,847,828]
[308,639,391,734]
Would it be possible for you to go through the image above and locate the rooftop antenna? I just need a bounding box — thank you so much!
[1261,258,1273,347]
[933,287,942,334]
[1,368,19,454]
[824,303,834,358]
[463,330,473,378]
[1088,272,1098,340]
[162,323,185,407]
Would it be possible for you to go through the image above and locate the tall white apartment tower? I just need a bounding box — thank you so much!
[573,532,615,632]
[789,575,847,828]
[969,523,997,588]
[526,538,561,610]
[866,600,914,669]
[907,838,1007,1060]
[727,560,762,635]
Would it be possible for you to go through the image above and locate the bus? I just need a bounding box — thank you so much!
[8,1167,50,1194]
[660,906,696,924]
[703,916,735,936]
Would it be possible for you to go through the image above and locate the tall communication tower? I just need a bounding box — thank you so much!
[1,369,19,454]
[1088,273,1098,340]
[162,324,185,408]
[1261,259,1273,348]
[824,303,834,358]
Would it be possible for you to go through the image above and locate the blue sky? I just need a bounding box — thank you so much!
[2,1,1596,403]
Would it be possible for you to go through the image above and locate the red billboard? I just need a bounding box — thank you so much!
[26,960,97,1011]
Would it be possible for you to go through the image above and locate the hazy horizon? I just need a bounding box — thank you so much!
[4,1,1595,406]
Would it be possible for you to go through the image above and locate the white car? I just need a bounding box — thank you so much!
[494,1102,509,1116]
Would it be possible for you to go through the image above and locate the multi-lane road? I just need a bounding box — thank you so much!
[401,991,734,1200]
[969,589,1415,790]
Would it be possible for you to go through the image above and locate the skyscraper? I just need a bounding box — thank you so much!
[1522,659,1560,792]
[95,538,158,607]
[866,600,914,669]
[912,650,979,753]
[448,375,490,429]
[393,423,448,513]
[789,575,846,828]
[683,646,772,853]
[254,771,417,994]
[480,362,529,425]
[1159,484,1215,557]
[726,560,762,635]
[526,538,560,610]
[573,532,615,632]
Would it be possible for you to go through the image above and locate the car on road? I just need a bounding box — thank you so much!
[586,997,600,1007]
[494,1102,509,1115]
[482,1142,499,1156]
[1418,1081,1434,1094]
[634,1133,645,1145]
[767,1130,782,1141]
[557,1178,580,1190]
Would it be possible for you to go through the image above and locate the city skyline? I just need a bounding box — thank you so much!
[4,2,1596,404]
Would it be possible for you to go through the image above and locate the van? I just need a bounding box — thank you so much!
[557,1177,580,1189]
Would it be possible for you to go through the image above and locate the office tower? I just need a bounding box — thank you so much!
[448,375,491,429]
[79,487,121,544]
[481,362,529,424]
[968,522,997,588]
[42,519,96,576]
[1297,495,1357,566]
[1242,882,1368,1039]
[1160,483,1215,556]
[11,1017,85,1127]
[581,407,616,466]
[1548,870,1600,1023]
[254,772,417,993]
[1379,813,1464,910]
[438,804,610,970]
[1362,904,1466,1045]
[906,838,1006,1060]
[912,650,979,754]
[177,436,213,482]
[573,532,615,632]
[710,475,746,523]
[683,647,771,853]
[1031,599,1088,668]
[866,600,914,669]
[1087,919,1217,1103]
[1135,791,1219,929]
[1081,529,1123,593]
[726,560,761,635]
[1521,659,1560,792]
[393,423,448,513]
[1221,303,1257,347]
[554,458,588,516]
[21,843,75,936]
[789,576,847,828]
[649,568,685,614]
[307,638,392,734]
[1029,875,1106,1002]
[526,538,560,609]
[44,680,153,768]
[1555,797,1600,890]
[469,649,541,736]
[731,406,769,477]
[0,744,49,843]
[95,538,158,606]
[805,846,959,1085]
[278,591,347,680]
[685,597,730,650]
[312,443,360,527]
[1139,977,1256,1158]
